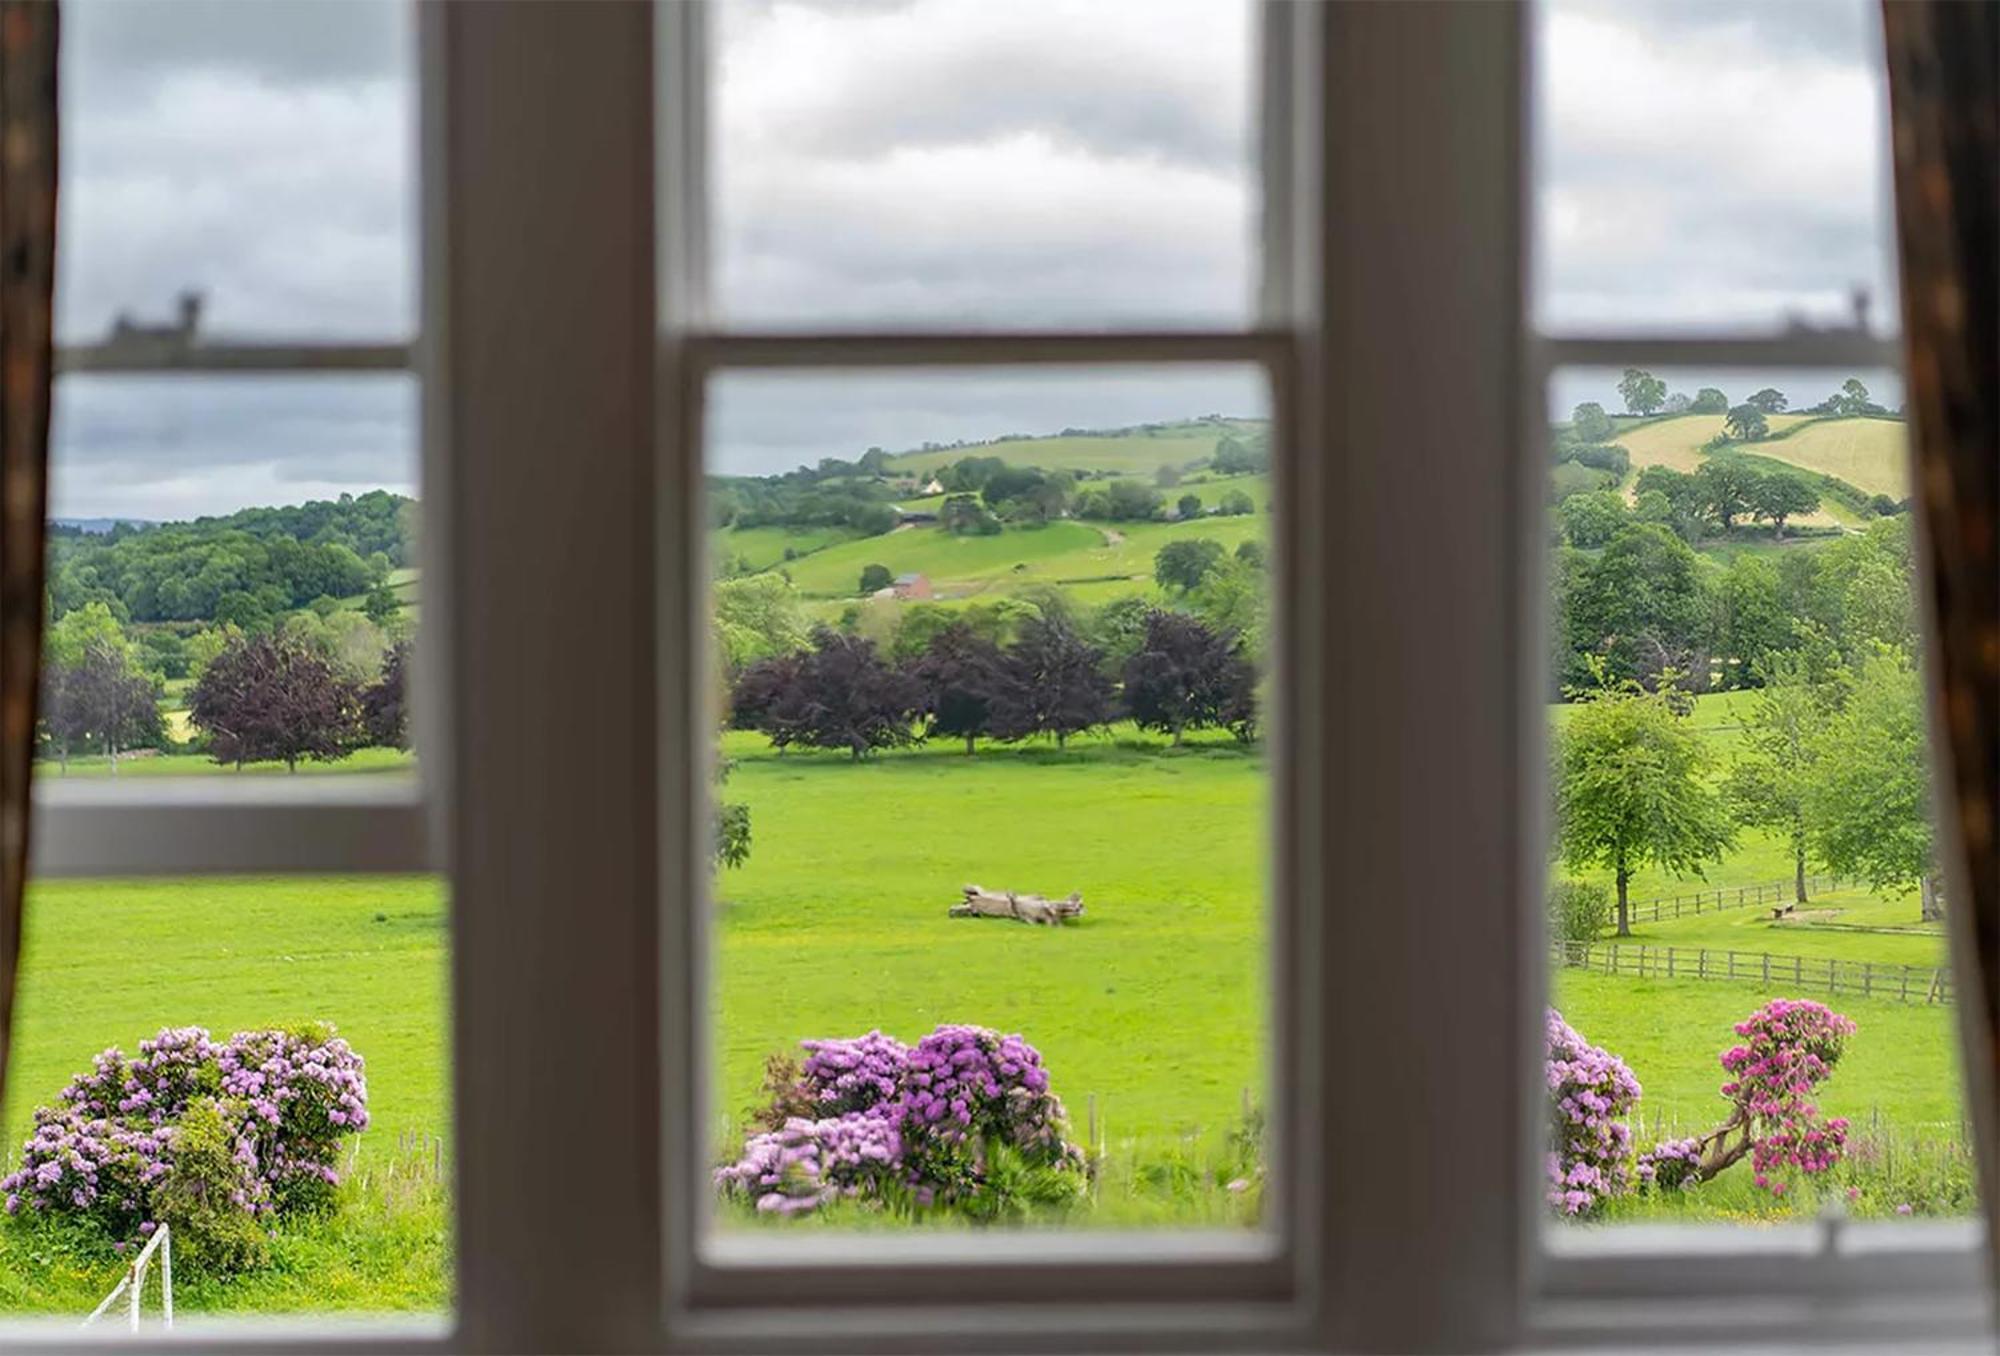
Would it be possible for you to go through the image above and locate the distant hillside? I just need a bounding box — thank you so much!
[885,417,1267,477]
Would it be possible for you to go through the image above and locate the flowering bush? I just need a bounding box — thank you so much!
[1544,1009,1641,1216]
[2,1022,369,1271]
[1718,998,1854,1195]
[1635,1136,1704,1193]
[717,1024,1086,1220]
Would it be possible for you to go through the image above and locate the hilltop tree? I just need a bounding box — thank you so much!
[1121,611,1244,746]
[988,616,1115,748]
[1570,402,1615,443]
[1556,669,1734,935]
[908,622,1004,754]
[1664,392,1693,414]
[1212,435,1268,474]
[1154,538,1228,592]
[859,563,893,594]
[1746,388,1788,414]
[1749,473,1820,538]
[1805,645,1941,920]
[1617,368,1667,416]
[1726,650,1837,904]
[1689,388,1730,414]
[361,640,411,750]
[1837,377,1872,415]
[189,632,362,772]
[1722,404,1770,441]
[731,628,920,760]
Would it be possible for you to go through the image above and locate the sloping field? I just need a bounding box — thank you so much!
[1765,418,1908,499]
[1616,413,1813,475]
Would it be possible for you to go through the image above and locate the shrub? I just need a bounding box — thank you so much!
[1544,1009,1640,1216]
[717,1023,1086,1220]
[1635,1136,1704,1194]
[1546,878,1611,944]
[858,563,893,594]
[2,1023,369,1272]
[1719,998,1854,1195]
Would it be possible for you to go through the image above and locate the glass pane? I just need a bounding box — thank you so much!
[36,375,419,784]
[1542,365,1975,1229]
[703,366,1274,1234]
[60,0,414,344]
[1535,0,1899,334]
[708,1,1258,330]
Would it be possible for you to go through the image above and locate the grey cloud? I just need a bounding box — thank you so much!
[1558,0,1877,64]
[66,0,404,96]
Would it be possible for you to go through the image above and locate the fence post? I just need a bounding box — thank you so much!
[1900,967,1910,1003]
[1697,949,1707,980]
[1863,962,1872,998]
[1762,953,1770,985]
[1794,955,1802,986]
[1667,947,1675,979]
[1727,950,1736,981]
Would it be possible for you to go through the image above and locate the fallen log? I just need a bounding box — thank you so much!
[950,884,1084,926]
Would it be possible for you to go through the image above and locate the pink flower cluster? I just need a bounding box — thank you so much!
[1544,1009,1641,1216]
[1718,998,1855,1195]
[798,1030,908,1115]
[714,1109,903,1216]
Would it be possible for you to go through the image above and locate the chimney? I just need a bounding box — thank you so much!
[177,289,204,340]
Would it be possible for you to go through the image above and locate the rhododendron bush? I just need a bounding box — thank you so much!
[2,1023,368,1271]
[1548,999,1857,1216]
[717,1024,1087,1220]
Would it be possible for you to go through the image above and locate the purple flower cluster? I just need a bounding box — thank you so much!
[717,1024,1085,1218]
[714,1110,903,1216]
[1,1022,368,1251]
[1718,998,1854,1194]
[798,1030,908,1115]
[1545,1009,1641,1216]
[1635,1136,1704,1193]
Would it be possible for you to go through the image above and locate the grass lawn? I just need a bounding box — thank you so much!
[33,747,416,779]
[0,876,450,1314]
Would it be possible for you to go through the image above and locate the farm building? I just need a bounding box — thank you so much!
[892,572,932,600]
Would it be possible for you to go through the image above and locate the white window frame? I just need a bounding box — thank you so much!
[8,2,1989,1351]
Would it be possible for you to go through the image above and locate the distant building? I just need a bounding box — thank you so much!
[894,505,939,525]
[892,572,932,601]
[920,477,945,495]
[110,290,203,347]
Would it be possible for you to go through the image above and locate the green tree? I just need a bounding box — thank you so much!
[1219,489,1255,516]
[1694,459,1761,529]
[1547,878,1611,944]
[859,563,893,594]
[1556,670,1734,935]
[1805,645,1941,920]
[1557,491,1626,548]
[1570,402,1615,443]
[1689,387,1730,414]
[1722,404,1770,441]
[1838,377,1872,415]
[1154,538,1228,592]
[1745,388,1788,414]
[362,581,402,624]
[713,574,808,672]
[1562,523,1711,686]
[1617,368,1667,416]
[1176,492,1204,520]
[1748,472,1820,538]
[1726,650,1837,903]
[1712,554,1793,686]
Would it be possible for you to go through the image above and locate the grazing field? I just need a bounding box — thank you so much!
[1613,413,1813,476]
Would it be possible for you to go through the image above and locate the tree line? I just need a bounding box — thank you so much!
[1556,636,1940,936]
[36,600,410,773]
[47,490,413,629]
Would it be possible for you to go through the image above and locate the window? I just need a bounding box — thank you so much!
[7,3,1986,1350]
[6,0,444,1330]
[1532,0,1988,1336]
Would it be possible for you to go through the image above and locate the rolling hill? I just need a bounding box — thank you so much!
[884,419,1263,477]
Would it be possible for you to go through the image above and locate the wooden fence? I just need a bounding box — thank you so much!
[1552,940,1955,1006]
[1621,874,1849,926]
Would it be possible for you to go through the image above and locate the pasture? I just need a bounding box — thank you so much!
[885,422,1260,476]
[0,693,1974,1310]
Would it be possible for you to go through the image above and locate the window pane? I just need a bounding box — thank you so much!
[1541,365,1976,1229]
[709,1,1257,330]
[703,366,1274,1235]
[1535,0,1899,334]
[37,375,418,785]
[60,0,413,344]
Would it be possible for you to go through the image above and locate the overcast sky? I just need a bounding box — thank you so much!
[53,0,1900,520]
